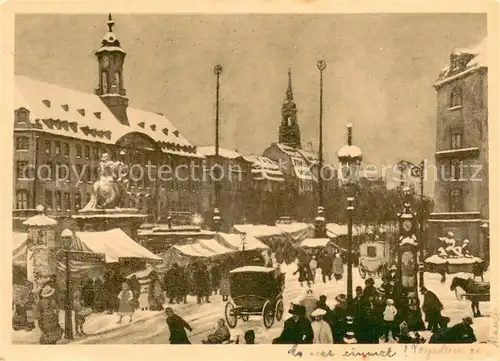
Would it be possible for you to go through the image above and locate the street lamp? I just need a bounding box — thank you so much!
[213,64,223,232]
[315,60,327,238]
[61,228,74,340]
[336,123,362,306]
[240,232,247,252]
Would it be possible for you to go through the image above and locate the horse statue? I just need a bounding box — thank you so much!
[81,152,128,210]
[450,276,490,317]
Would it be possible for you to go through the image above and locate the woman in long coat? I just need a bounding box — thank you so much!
[117,282,134,323]
[332,253,344,281]
[37,284,63,345]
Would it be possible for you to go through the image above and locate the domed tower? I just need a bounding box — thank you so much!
[95,14,129,125]
[279,69,301,149]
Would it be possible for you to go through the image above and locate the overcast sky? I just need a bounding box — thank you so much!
[14,14,487,193]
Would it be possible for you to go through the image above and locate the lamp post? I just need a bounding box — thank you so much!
[241,232,247,252]
[61,228,74,340]
[213,64,223,232]
[337,123,362,306]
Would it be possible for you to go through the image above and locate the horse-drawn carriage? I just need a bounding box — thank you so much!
[358,240,391,279]
[450,276,490,317]
[224,266,285,329]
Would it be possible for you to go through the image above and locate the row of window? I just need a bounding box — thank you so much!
[15,189,199,213]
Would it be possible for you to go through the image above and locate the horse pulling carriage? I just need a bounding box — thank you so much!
[358,240,391,279]
[224,266,285,329]
[450,277,490,317]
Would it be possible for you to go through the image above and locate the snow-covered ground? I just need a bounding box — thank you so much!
[13,264,490,344]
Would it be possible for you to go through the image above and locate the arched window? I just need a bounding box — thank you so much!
[16,190,28,209]
[450,188,463,212]
[101,72,108,93]
[450,87,463,107]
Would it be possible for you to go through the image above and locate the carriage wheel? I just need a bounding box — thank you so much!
[241,314,249,322]
[225,302,238,328]
[275,299,284,322]
[262,300,275,329]
[455,286,466,301]
[358,265,367,279]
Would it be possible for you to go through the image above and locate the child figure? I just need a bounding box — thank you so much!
[73,289,88,336]
[139,287,150,311]
[382,298,398,342]
[117,282,134,324]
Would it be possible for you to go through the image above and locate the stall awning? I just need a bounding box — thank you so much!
[275,223,315,242]
[198,238,235,255]
[76,228,161,263]
[232,224,285,238]
[300,238,331,248]
[216,232,269,251]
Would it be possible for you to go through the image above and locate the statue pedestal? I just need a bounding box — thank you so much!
[73,208,147,241]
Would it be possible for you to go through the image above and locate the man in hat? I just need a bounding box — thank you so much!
[311,308,333,344]
[273,304,313,344]
[165,307,193,344]
[332,294,348,343]
[430,317,476,344]
[388,265,398,283]
[363,278,377,300]
[421,286,444,333]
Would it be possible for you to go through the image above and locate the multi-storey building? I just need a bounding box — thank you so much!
[429,37,489,259]
[198,146,285,229]
[263,70,337,222]
[13,15,204,229]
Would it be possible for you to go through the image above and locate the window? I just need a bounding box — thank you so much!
[55,141,61,155]
[55,191,62,210]
[17,161,28,179]
[450,188,463,212]
[45,140,51,154]
[16,110,29,123]
[63,143,70,157]
[76,144,82,158]
[75,164,83,182]
[75,192,82,210]
[102,72,108,92]
[41,162,53,180]
[451,159,463,180]
[45,190,53,209]
[16,190,28,209]
[450,88,463,108]
[87,166,93,183]
[16,137,29,150]
[93,147,99,159]
[63,193,70,211]
[451,132,462,149]
[84,145,90,159]
[56,163,69,180]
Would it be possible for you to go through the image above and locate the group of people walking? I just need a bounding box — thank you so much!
[294,249,344,287]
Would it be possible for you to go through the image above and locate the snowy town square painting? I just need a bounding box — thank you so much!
[7,8,499,352]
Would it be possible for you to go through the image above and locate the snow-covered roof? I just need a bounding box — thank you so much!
[273,143,317,181]
[14,75,203,158]
[22,213,58,227]
[435,37,487,86]
[296,148,319,164]
[197,146,242,159]
[229,265,275,274]
[337,144,363,159]
[242,155,285,182]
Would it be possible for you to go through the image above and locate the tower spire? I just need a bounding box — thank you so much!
[286,68,294,101]
[107,13,115,32]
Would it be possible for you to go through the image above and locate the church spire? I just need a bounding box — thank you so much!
[286,68,294,101]
[279,69,301,149]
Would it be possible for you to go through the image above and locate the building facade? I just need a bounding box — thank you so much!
[429,37,489,259]
[13,15,204,227]
[263,70,337,222]
[198,146,285,229]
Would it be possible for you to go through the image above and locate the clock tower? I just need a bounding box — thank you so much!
[95,14,129,125]
[279,69,301,149]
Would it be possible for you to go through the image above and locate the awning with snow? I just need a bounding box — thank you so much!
[75,228,162,263]
[216,232,269,251]
[198,238,236,255]
[275,223,315,243]
[326,223,363,238]
[300,238,331,249]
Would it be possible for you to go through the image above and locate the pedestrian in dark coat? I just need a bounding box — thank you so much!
[81,278,95,308]
[272,304,313,344]
[363,278,377,300]
[319,253,333,283]
[420,287,444,332]
[332,294,348,343]
[293,264,310,287]
[93,278,106,313]
[165,307,192,344]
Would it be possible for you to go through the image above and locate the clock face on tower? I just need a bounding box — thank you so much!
[102,55,109,69]
[402,220,413,232]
